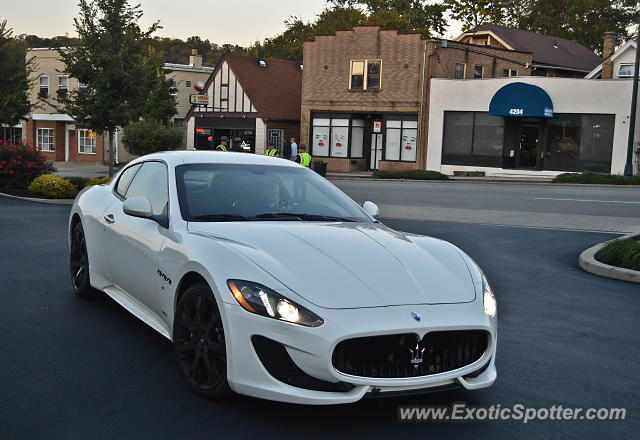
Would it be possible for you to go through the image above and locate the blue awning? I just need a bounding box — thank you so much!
[489,83,554,118]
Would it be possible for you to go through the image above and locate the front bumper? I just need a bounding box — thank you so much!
[221,299,497,405]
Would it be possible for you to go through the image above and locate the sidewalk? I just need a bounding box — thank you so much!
[326,171,554,183]
[53,161,109,178]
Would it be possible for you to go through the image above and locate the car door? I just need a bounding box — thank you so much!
[101,161,169,314]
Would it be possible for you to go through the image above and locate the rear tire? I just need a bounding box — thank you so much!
[70,222,102,300]
[173,283,231,399]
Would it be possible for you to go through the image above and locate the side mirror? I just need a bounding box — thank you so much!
[123,196,153,219]
[362,201,379,217]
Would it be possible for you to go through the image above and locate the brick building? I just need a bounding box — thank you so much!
[301,25,533,172]
[23,48,105,163]
[186,54,302,155]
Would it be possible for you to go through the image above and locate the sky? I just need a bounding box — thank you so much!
[1,0,463,46]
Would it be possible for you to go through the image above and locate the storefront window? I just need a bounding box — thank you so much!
[442,112,504,166]
[312,118,330,156]
[546,115,581,170]
[579,115,614,165]
[331,119,349,158]
[385,120,402,160]
[472,113,504,157]
[385,119,417,162]
[443,112,473,155]
[350,120,364,158]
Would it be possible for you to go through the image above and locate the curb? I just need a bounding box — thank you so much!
[0,191,74,205]
[326,176,636,187]
[578,233,640,283]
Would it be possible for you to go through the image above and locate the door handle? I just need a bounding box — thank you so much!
[104,214,115,224]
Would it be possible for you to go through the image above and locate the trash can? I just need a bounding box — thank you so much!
[313,160,327,177]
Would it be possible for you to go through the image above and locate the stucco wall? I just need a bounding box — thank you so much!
[427,77,636,175]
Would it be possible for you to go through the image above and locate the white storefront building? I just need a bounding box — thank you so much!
[427,77,639,176]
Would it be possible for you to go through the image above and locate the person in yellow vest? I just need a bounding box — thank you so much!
[216,136,229,151]
[294,144,311,167]
[265,142,279,157]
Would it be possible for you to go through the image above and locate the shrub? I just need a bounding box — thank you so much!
[122,119,183,156]
[85,176,111,187]
[373,169,449,180]
[28,174,78,199]
[596,239,640,272]
[553,173,640,185]
[0,140,54,189]
[65,176,90,188]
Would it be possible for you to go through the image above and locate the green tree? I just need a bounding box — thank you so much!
[59,0,176,175]
[0,19,32,129]
[443,0,509,30]
[122,119,183,156]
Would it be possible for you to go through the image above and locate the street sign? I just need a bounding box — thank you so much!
[373,120,382,133]
[190,94,209,105]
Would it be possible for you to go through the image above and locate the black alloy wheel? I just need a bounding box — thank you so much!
[70,222,102,299]
[173,283,230,399]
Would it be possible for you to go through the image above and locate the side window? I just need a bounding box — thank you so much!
[125,162,169,217]
[115,164,141,197]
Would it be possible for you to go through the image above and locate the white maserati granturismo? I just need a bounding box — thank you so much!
[68,151,497,404]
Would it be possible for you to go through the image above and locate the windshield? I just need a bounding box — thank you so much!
[175,163,373,223]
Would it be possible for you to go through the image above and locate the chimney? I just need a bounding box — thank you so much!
[189,49,203,70]
[601,32,616,79]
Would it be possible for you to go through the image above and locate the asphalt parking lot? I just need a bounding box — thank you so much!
[1,197,638,439]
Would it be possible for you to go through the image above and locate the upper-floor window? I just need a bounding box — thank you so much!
[455,63,466,79]
[57,75,69,95]
[474,65,484,79]
[220,85,229,100]
[170,80,178,97]
[349,59,382,90]
[78,81,88,91]
[38,75,49,97]
[618,64,635,78]
[186,80,192,88]
[502,69,518,77]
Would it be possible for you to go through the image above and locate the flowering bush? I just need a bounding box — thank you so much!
[28,174,78,199]
[0,140,54,189]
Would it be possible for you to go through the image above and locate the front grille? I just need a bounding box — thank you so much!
[332,330,489,378]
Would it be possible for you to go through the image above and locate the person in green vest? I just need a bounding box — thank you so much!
[216,136,229,151]
[265,142,279,157]
[294,144,311,167]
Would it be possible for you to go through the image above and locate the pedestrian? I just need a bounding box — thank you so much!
[294,144,312,167]
[282,139,292,159]
[231,137,245,152]
[289,137,298,160]
[216,136,229,152]
[265,142,279,157]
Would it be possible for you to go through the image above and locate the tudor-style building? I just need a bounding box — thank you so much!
[186,54,302,154]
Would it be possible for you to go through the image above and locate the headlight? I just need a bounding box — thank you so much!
[482,274,497,318]
[227,280,324,327]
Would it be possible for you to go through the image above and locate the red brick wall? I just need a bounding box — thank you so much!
[21,119,105,163]
[378,160,418,171]
[319,157,368,173]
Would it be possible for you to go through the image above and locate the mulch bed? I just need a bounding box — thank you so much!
[0,187,70,200]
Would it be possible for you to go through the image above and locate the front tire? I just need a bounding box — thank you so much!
[173,283,231,399]
[70,222,102,300]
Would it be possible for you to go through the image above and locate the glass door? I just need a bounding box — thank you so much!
[370,133,383,170]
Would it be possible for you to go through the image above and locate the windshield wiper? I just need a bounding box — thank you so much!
[254,213,354,222]
[192,214,249,222]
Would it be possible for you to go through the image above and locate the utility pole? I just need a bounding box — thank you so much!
[624,26,640,178]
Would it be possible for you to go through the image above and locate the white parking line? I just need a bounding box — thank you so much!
[534,197,640,204]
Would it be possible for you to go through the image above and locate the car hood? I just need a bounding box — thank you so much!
[188,222,475,309]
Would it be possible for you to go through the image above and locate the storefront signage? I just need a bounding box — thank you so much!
[508,108,524,115]
[489,83,554,118]
[190,94,210,105]
[373,121,383,133]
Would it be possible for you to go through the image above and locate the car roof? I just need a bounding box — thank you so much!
[130,151,300,168]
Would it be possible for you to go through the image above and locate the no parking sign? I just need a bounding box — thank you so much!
[373,121,382,133]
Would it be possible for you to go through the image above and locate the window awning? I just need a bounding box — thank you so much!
[489,83,554,117]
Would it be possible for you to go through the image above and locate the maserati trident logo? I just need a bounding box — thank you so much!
[409,343,425,369]
[410,311,421,322]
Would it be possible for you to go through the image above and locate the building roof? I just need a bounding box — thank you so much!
[202,54,302,121]
[585,40,637,78]
[458,23,602,72]
[163,62,214,73]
